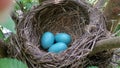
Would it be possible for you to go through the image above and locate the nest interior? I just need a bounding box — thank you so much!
[8,0,111,68]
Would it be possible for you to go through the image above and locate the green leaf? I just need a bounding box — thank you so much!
[116,66,120,68]
[113,24,120,36]
[0,29,5,39]
[0,58,28,68]
[4,36,10,43]
[15,3,20,10]
[26,3,32,10]
[0,15,16,34]
[87,66,99,68]
[114,24,120,33]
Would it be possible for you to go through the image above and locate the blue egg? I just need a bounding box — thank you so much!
[55,33,72,45]
[41,32,54,49]
[48,42,68,53]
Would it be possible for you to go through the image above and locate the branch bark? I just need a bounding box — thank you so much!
[90,37,120,56]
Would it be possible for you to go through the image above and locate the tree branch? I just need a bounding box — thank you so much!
[90,37,120,56]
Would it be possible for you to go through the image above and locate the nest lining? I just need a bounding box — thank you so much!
[8,0,110,68]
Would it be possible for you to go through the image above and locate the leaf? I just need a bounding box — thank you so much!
[116,66,120,68]
[0,15,16,33]
[26,3,32,10]
[0,58,28,68]
[114,24,120,33]
[14,3,20,10]
[87,66,99,68]
[0,28,5,39]
[4,36,10,43]
[113,24,120,36]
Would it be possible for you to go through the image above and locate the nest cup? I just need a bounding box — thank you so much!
[8,0,109,68]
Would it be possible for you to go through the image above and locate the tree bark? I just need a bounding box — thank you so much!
[90,37,120,56]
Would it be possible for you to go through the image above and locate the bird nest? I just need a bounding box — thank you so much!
[8,0,111,68]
